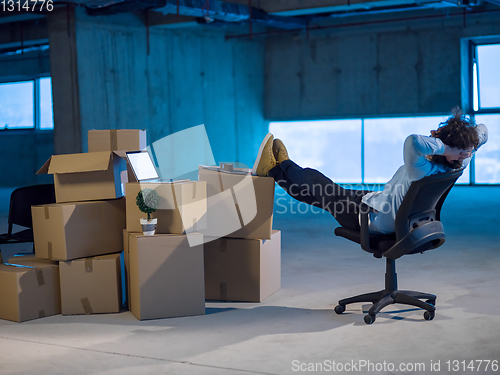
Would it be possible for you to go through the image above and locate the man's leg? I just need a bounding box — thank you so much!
[269,159,364,230]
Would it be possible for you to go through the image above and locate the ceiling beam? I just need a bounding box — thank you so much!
[79,0,307,29]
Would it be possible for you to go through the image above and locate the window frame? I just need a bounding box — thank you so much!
[467,38,500,185]
[469,39,500,115]
[0,74,53,132]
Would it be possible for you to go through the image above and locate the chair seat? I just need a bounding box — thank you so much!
[334,227,396,254]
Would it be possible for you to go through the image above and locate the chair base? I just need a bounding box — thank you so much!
[335,289,436,324]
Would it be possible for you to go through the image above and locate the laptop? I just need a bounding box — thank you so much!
[126,150,188,183]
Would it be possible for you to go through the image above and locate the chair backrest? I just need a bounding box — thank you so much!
[394,169,463,240]
[8,184,56,230]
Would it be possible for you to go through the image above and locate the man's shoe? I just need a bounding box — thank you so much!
[273,139,289,164]
[252,133,276,176]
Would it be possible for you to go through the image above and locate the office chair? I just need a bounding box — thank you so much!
[0,184,56,246]
[334,169,463,324]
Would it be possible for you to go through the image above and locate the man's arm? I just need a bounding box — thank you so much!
[403,134,445,180]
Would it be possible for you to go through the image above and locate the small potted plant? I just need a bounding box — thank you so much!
[136,188,160,235]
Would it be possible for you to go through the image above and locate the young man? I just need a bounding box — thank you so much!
[253,109,488,235]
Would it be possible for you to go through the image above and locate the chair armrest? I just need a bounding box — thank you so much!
[359,203,374,252]
[383,221,445,260]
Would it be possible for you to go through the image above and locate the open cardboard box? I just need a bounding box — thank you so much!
[37,151,127,203]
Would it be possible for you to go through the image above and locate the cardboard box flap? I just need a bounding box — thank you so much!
[0,264,34,273]
[37,151,113,175]
[113,150,127,159]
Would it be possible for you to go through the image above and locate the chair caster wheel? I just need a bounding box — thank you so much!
[425,299,436,306]
[334,305,345,314]
[364,314,376,324]
[424,310,435,321]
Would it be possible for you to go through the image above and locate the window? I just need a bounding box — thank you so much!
[0,81,34,129]
[472,43,500,111]
[0,77,53,130]
[469,40,500,184]
[474,114,500,184]
[269,120,362,183]
[40,78,54,130]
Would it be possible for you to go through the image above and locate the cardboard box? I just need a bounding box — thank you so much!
[32,199,126,261]
[126,181,207,235]
[88,129,147,153]
[204,230,281,302]
[37,151,127,203]
[123,229,131,310]
[198,167,274,240]
[126,232,205,320]
[59,253,121,315]
[0,259,61,322]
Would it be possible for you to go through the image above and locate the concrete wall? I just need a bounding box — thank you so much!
[0,10,266,187]
[0,131,54,187]
[265,10,500,120]
[0,49,54,187]
[49,8,267,167]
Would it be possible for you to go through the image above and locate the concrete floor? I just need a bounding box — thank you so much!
[1,185,499,375]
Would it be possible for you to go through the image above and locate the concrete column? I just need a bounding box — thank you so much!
[47,6,81,154]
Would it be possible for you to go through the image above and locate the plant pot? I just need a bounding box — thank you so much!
[140,218,157,236]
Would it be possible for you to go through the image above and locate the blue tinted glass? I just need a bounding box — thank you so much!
[477,44,500,109]
[474,114,500,183]
[40,77,54,130]
[0,81,34,129]
[269,120,362,183]
[364,116,470,184]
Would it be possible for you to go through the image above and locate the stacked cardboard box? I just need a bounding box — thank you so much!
[198,166,281,302]
[0,129,282,323]
[59,254,122,315]
[88,129,147,153]
[123,180,207,320]
[124,232,205,320]
[4,130,147,321]
[0,256,61,322]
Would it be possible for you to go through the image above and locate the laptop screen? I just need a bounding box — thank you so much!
[126,151,159,181]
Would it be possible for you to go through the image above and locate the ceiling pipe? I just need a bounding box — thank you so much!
[154,0,307,29]
[81,0,308,29]
[311,0,482,20]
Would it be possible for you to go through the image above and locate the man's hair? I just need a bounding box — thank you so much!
[428,107,479,169]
